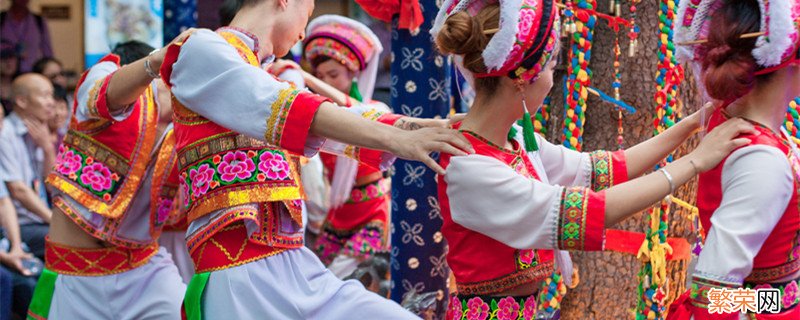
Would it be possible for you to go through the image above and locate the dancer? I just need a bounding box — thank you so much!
[296,15,393,278]
[430,0,757,318]
[27,37,192,319]
[159,0,471,318]
[668,0,800,319]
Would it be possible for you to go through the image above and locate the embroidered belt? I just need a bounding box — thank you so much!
[347,178,389,204]
[190,222,287,273]
[456,260,555,296]
[746,259,800,283]
[45,238,158,276]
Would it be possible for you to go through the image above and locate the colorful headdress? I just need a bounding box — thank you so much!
[304,15,384,101]
[431,0,560,84]
[676,0,800,71]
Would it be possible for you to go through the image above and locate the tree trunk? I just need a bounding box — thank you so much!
[547,1,704,318]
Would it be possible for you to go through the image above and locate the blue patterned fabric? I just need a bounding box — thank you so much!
[163,0,197,43]
[389,2,452,318]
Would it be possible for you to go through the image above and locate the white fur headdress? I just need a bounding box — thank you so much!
[675,0,800,67]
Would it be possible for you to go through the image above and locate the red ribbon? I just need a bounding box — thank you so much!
[604,229,692,261]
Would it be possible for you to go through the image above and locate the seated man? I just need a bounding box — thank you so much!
[0,74,55,260]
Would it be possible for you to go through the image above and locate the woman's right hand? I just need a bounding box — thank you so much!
[686,118,757,172]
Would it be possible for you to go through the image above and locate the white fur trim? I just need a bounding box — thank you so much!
[431,0,461,41]
[752,0,795,67]
[306,15,384,101]
[483,0,523,71]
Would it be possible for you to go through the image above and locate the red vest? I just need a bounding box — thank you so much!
[697,110,800,282]
[150,128,187,232]
[438,131,555,295]
[48,54,159,218]
[167,31,306,225]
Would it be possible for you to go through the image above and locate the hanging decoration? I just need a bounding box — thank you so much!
[535,97,551,136]
[786,97,800,139]
[560,0,597,151]
[628,0,641,57]
[613,13,625,149]
[636,0,683,319]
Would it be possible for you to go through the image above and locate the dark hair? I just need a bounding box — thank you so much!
[32,57,62,75]
[435,5,501,93]
[701,0,764,101]
[111,40,156,65]
[219,0,241,26]
[52,83,68,103]
[309,55,332,69]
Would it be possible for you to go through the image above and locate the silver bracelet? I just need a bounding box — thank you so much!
[144,49,161,79]
[659,168,675,195]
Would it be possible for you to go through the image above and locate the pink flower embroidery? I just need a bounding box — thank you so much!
[783,281,798,309]
[465,297,489,320]
[518,9,536,40]
[156,198,173,225]
[497,297,521,320]
[79,162,113,192]
[447,296,463,320]
[217,151,256,182]
[56,149,82,176]
[188,164,215,197]
[519,250,535,266]
[258,152,290,180]
[522,296,537,320]
[366,184,380,198]
[351,188,364,201]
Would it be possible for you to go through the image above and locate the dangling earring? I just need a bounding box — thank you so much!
[516,80,538,152]
[349,77,364,103]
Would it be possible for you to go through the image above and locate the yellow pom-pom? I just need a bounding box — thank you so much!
[570,137,578,146]
[647,311,656,320]
[567,109,575,118]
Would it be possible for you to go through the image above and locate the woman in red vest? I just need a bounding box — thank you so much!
[668,0,800,319]
[431,0,756,318]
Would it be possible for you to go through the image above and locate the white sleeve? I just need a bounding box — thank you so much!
[445,154,607,251]
[74,61,133,123]
[693,145,793,284]
[170,30,292,140]
[533,133,592,187]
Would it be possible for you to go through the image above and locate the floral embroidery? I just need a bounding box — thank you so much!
[497,297,521,320]
[465,297,489,320]
[217,151,256,182]
[180,147,298,210]
[316,221,388,264]
[79,163,114,193]
[447,296,463,320]
[517,249,537,270]
[188,164,215,198]
[56,148,83,176]
[347,179,389,204]
[448,294,543,320]
[180,180,190,208]
[155,198,173,226]
[783,280,798,309]
[522,296,537,320]
[258,151,290,180]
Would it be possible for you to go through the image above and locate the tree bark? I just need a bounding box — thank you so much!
[547,1,704,318]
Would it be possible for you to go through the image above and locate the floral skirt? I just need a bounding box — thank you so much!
[447,273,567,320]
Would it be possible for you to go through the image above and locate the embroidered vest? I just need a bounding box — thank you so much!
[150,127,187,232]
[170,31,305,225]
[438,131,555,295]
[48,54,159,218]
[697,110,800,283]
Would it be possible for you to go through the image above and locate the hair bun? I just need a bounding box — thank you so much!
[705,44,733,67]
[435,11,488,56]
